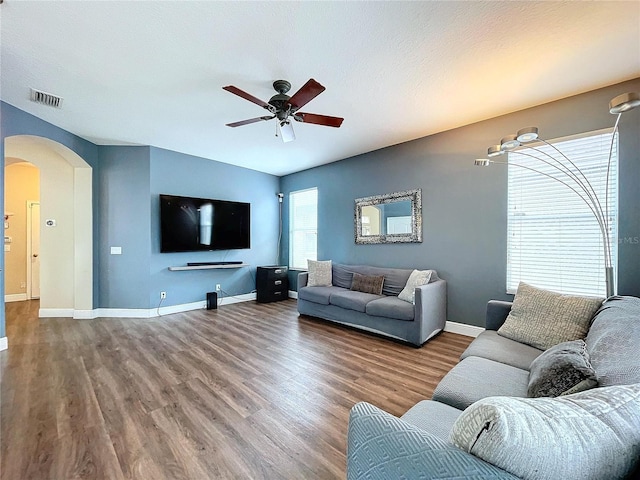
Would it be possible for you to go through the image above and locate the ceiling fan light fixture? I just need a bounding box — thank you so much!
[278,119,296,143]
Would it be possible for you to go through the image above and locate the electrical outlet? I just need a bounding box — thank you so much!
[160,291,167,299]
[215,284,221,292]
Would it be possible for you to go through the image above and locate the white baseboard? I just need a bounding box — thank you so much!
[5,293,28,302]
[39,308,75,318]
[0,337,7,351]
[38,293,257,319]
[288,290,298,299]
[444,321,484,338]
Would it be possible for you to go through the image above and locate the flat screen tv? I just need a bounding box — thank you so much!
[160,194,250,253]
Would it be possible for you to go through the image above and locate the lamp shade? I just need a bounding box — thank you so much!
[500,134,520,150]
[516,127,539,143]
[609,92,640,114]
[487,145,504,157]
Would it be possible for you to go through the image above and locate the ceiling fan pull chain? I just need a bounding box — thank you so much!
[275,120,278,138]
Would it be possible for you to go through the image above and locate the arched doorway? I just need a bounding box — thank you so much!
[4,135,93,317]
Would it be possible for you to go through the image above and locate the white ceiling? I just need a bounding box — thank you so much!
[2,1,639,176]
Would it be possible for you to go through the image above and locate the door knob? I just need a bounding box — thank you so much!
[33,254,39,258]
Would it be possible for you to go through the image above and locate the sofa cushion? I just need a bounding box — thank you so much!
[586,296,640,386]
[398,269,433,303]
[497,282,603,350]
[450,384,640,480]
[432,356,529,410]
[460,331,543,371]
[400,400,462,444]
[527,339,597,398]
[297,286,343,305]
[307,259,332,286]
[339,265,413,296]
[332,263,354,289]
[348,402,518,480]
[350,273,385,295]
[365,296,414,321]
[329,289,382,313]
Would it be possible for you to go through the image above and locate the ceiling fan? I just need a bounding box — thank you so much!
[222,79,344,142]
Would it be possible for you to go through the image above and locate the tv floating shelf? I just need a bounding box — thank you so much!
[168,264,250,271]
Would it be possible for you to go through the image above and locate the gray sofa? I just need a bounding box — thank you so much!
[297,263,446,346]
[347,296,640,479]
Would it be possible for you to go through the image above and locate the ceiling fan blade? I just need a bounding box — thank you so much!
[277,120,296,143]
[288,79,326,110]
[223,85,272,110]
[295,112,344,128]
[226,116,274,127]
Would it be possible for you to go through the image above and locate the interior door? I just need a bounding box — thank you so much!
[28,201,40,299]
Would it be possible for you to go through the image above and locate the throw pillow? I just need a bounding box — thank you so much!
[397,269,433,303]
[350,273,384,295]
[450,384,640,480]
[527,339,597,398]
[497,282,603,350]
[307,259,332,287]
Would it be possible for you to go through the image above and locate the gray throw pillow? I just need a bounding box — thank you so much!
[397,269,432,303]
[307,259,332,287]
[527,339,597,398]
[450,384,640,480]
[350,273,384,295]
[498,282,603,350]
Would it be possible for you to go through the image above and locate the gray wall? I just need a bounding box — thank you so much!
[280,79,640,327]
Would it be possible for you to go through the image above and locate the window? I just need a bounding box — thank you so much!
[507,129,618,297]
[289,188,318,270]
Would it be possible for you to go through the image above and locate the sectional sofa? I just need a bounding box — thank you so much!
[347,295,640,479]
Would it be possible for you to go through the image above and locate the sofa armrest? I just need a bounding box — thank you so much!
[485,300,513,331]
[414,279,447,344]
[347,402,516,480]
[298,271,309,288]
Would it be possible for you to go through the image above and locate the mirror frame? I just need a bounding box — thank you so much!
[354,189,422,244]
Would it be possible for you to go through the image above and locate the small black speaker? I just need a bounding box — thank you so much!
[206,291,218,310]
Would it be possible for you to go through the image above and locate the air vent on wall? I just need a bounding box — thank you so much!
[30,88,63,108]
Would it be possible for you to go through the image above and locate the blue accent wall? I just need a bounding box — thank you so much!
[149,147,280,308]
[281,79,640,327]
[98,146,152,308]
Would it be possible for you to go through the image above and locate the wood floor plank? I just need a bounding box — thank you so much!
[2,298,471,479]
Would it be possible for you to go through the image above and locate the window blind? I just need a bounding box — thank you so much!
[289,188,318,270]
[507,130,618,297]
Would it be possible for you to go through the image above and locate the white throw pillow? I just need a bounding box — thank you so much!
[398,269,432,303]
[450,384,640,480]
[307,260,332,287]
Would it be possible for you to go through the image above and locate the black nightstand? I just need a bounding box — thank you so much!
[256,266,289,303]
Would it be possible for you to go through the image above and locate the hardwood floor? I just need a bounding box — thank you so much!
[1,299,471,479]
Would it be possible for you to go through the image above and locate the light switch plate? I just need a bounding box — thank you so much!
[110,246,122,255]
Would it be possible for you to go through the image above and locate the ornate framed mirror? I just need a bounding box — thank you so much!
[354,189,422,244]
